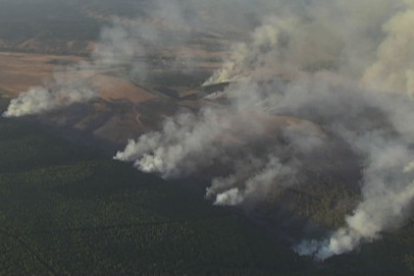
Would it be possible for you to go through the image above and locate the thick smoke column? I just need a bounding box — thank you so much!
[203,16,290,85]
[295,113,414,259]
[117,72,414,260]
[114,108,236,178]
[115,0,414,261]
[115,78,326,206]
[362,1,414,95]
[205,0,414,93]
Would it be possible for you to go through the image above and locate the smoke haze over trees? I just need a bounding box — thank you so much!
[4,0,414,262]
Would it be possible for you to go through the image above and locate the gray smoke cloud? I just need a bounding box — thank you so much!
[4,0,414,261]
[4,0,250,117]
[291,75,414,259]
[204,0,411,88]
[5,0,413,116]
[114,79,321,205]
[2,0,327,117]
[115,0,414,261]
[3,12,173,117]
[3,76,95,117]
[116,71,414,260]
[3,64,97,117]
[361,1,414,95]
[4,0,297,118]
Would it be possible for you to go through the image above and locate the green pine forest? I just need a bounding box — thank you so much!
[1,95,414,276]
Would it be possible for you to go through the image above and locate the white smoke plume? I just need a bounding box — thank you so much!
[3,65,100,117]
[4,0,414,262]
[295,127,414,260]
[118,69,414,260]
[274,73,414,259]
[115,78,322,203]
[114,108,236,178]
[5,0,254,117]
[204,0,414,91]
[203,16,293,85]
[3,14,170,117]
[361,1,414,95]
[208,155,297,206]
[4,0,295,118]
[116,0,414,261]
[3,82,95,118]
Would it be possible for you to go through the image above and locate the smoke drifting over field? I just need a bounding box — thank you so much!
[3,64,96,117]
[4,0,232,117]
[5,0,414,261]
[3,16,181,116]
[3,80,95,117]
[115,0,414,261]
